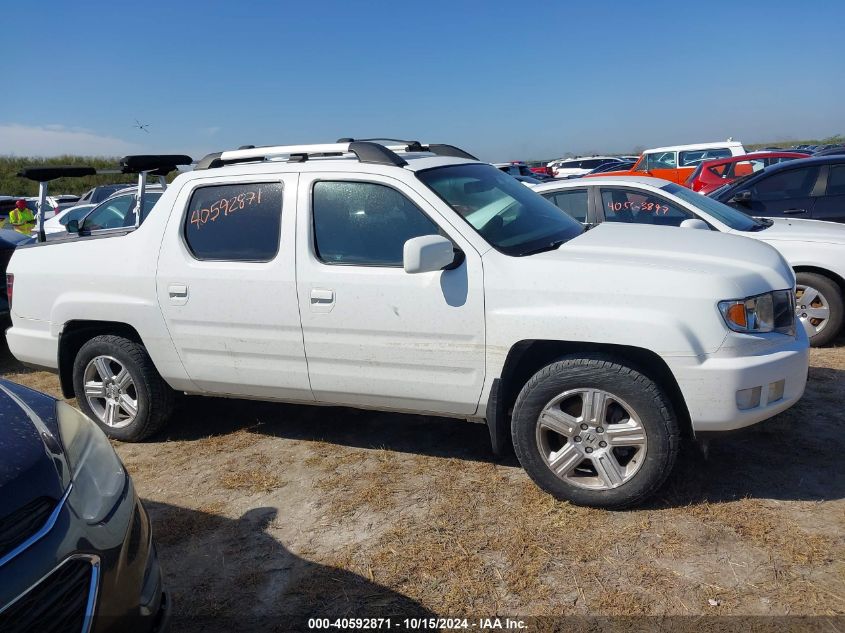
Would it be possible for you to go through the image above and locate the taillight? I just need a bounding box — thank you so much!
[6,273,12,311]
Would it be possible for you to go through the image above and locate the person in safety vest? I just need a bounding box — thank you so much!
[9,200,35,225]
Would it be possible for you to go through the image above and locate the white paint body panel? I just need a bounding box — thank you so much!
[5,152,808,434]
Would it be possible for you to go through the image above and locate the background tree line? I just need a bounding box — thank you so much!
[0,156,180,197]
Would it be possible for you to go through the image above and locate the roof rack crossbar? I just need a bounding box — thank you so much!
[194,139,479,171]
[341,138,478,161]
[196,141,408,170]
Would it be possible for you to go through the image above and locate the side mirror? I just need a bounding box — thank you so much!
[730,190,752,204]
[66,219,80,233]
[680,218,710,230]
[403,235,456,274]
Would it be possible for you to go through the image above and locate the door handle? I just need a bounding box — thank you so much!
[310,288,335,313]
[782,208,806,215]
[310,288,335,303]
[168,283,188,298]
[168,283,188,304]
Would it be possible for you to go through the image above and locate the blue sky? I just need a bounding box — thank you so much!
[1,1,843,161]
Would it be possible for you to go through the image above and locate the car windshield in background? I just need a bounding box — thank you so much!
[662,183,765,232]
[417,163,584,256]
[92,185,134,203]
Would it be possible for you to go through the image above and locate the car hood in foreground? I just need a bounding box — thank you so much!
[0,380,65,520]
[748,217,845,245]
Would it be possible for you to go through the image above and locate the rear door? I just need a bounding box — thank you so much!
[810,163,845,223]
[156,173,312,401]
[597,186,701,227]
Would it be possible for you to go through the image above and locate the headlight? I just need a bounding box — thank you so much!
[718,289,795,335]
[56,402,125,523]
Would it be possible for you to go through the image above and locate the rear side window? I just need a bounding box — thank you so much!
[184,182,283,261]
[312,181,439,266]
[543,189,589,222]
[600,188,693,226]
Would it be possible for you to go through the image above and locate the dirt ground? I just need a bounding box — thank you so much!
[2,339,843,632]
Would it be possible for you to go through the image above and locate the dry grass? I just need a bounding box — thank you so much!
[219,453,285,493]
[1,339,843,622]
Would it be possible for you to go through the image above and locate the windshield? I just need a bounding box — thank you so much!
[417,164,584,256]
[661,183,765,231]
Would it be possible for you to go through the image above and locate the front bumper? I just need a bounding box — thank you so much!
[666,329,809,433]
[0,475,168,633]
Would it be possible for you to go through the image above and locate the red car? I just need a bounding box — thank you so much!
[685,151,807,194]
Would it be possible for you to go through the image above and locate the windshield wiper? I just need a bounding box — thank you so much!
[518,238,568,256]
[748,218,773,231]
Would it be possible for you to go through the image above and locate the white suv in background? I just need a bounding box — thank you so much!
[6,140,808,508]
[549,156,626,179]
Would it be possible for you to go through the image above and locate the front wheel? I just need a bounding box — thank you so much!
[72,335,175,441]
[511,355,680,509]
[795,272,843,347]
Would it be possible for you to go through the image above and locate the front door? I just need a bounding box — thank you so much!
[734,164,822,219]
[156,173,312,401]
[295,173,486,415]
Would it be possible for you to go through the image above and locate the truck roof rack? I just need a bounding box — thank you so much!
[17,153,192,242]
[120,154,193,176]
[194,139,478,170]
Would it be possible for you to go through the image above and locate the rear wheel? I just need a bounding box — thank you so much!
[511,355,680,509]
[73,335,174,441]
[795,272,843,347]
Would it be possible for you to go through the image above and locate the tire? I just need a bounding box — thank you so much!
[795,272,843,347]
[72,335,175,441]
[511,355,680,509]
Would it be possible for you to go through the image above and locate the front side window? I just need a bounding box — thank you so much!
[312,181,439,266]
[417,163,583,256]
[662,183,763,231]
[82,193,161,231]
[645,152,677,170]
[750,166,820,200]
[600,188,693,227]
[184,182,282,261]
[542,189,589,222]
[59,206,94,226]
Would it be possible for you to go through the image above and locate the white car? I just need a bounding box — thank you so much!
[549,156,626,179]
[6,141,808,508]
[533,176,845,345]
[33,203,95,236]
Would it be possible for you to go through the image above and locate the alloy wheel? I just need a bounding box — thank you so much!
[535,388,647,490]
[82,355,139,428]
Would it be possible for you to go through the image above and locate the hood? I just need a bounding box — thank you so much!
[552,222,795,294]
[0,380,66,522]
[751,217,845,245]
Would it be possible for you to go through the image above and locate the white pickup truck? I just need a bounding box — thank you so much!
[6,140,809,508]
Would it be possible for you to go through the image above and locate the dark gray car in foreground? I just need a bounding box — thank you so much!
[0,379,169,632]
